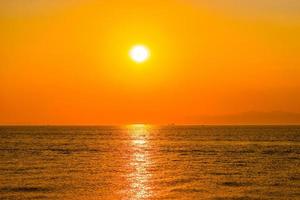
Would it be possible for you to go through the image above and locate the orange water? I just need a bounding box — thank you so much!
[0,126,299,199]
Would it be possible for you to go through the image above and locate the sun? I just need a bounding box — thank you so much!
[129,45,150,63]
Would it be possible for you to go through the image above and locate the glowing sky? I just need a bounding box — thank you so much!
[1,0,300,125]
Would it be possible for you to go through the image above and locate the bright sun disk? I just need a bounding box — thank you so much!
[129,45,149,63]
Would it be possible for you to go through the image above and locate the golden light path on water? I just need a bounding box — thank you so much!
[127,124,152,200]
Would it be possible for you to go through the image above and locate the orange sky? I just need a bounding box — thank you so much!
[1,0,300,125]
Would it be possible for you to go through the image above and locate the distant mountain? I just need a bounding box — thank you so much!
[190,111,300,125]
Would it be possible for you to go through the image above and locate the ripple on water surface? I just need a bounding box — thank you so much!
[0,125,299,200]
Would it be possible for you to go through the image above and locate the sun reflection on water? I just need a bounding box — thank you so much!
[127,124,152,200]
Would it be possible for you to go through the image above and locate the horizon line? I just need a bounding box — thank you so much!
[1,123,300,127]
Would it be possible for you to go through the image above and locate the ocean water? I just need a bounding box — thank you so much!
[0,125,299,200]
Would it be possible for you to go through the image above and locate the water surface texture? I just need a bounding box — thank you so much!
[0,126,299,199]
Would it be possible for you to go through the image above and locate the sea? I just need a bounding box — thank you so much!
[0,125,299,200]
